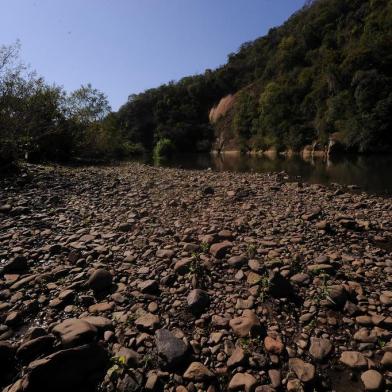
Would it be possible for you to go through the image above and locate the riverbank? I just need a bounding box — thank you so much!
[0,163,391,392]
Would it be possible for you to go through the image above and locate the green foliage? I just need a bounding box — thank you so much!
[153,138,175,160]
[116,0,392,153]
[232,91,258,151]
[0,43,140,167]
[66,83,111,125]
[107,355,127,382]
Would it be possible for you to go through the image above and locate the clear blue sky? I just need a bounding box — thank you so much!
[1,0,304,110]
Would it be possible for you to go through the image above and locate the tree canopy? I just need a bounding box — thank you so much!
[117,0,392,154]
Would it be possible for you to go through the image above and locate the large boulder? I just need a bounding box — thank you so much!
[5,344,108,392]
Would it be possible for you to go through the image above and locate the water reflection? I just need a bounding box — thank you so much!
[142,153,392,195]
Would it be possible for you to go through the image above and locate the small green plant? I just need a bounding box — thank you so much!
[246,244,257,258]
[200,242,210,253]
[378,338,386,348]
[308,267,327,277]
[142,354,154,369]
[306,318,317,331]
[187,252,210,288]
[189,253,203,274]
[258,274,270,303]
[239,337,259,353]
[107,355,127,381]
[290,258,302,274]
[153,138,175,160]
[313,276,335,306]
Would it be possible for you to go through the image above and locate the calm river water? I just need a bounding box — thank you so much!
[142,153,392,195]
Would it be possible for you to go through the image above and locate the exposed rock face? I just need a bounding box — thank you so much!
[209,95,235,124]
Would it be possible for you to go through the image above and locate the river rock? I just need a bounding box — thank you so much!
[227,346,247,368]
[360,370,383,391]
[210,241,232,259]
[86,269,112,292]
[52,319,97,347]
[340,351,368,369]
[264,336,284,354]
[183,362,214,381]
[135,313,160,332]
[288,358,315,383]
[155,329,188,368]
[309,338,332,361]
[138,280,159,295]
[381,351,392,368]
[187,289,210,315]
[228,372,257,392]
[16,335,55,363]
[115,346,140,368]
[229,310,262,337]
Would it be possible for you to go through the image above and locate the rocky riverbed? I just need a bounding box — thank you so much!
[0,163,391,392]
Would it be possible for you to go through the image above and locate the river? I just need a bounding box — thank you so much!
[142,153,392,195]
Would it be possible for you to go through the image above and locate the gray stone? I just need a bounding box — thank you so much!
[155,329,188,368]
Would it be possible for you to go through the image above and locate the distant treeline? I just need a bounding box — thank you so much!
[117,0,392,154]
[0,42,138,169]
[1,0,391,169]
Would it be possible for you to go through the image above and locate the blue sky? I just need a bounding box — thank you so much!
[0,0,304,110]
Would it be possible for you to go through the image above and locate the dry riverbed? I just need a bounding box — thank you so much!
[0,163,392,392]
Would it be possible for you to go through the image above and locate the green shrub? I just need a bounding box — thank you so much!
[153,138,175,159]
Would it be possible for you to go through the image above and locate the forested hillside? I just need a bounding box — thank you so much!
[1,0,391,168]
[117,0,392,154]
